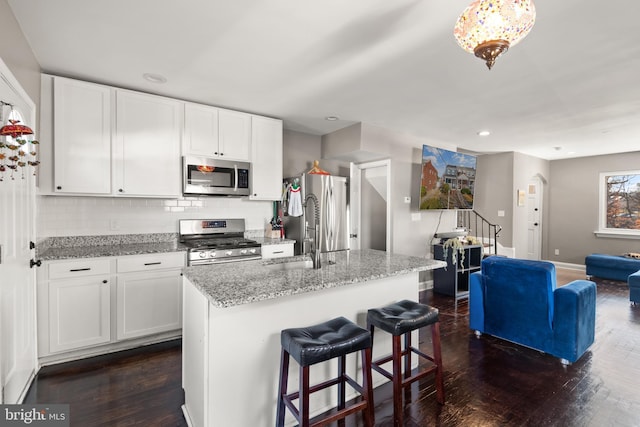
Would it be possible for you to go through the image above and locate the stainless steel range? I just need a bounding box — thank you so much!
[179,219,261,266]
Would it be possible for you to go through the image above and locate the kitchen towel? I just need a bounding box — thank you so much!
[288,183,303,217]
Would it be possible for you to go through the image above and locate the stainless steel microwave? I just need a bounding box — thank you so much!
[183,156,251,196]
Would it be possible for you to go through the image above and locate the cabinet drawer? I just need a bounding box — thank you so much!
[261,244,294,259]
[117,252,185,273]
[48,258,111,279]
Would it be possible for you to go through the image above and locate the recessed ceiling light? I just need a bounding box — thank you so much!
[553,146,562,151]
[477,130,490,137]
[143,73,167,84]
[325,116,339,121]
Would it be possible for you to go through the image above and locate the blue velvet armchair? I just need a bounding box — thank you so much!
[469,257,596,364]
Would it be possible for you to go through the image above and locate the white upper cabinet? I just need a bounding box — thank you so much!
[52,77,112,194]
[42,75,282,199]
[183,102,219,158]
[183,103,251,161]
[218,108,251,160]
[250,115,283,201]
[114,90,182,197]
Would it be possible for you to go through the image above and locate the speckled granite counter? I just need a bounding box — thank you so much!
[36,234,294,261]
[37,233,187,260]
[183,249,446,308]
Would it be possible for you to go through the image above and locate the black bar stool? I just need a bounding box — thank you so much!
[367,300,444,427]
[276,316,374,427]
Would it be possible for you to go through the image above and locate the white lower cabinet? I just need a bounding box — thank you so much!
[39,252,185,362]
[48,274,112,354]
[115,252,184,340]
[116,269,183,340]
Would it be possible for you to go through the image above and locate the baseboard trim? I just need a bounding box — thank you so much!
[548,261,585,272]
[419,279,434,292]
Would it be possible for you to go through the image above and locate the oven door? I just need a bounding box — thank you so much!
[183,156,250,196]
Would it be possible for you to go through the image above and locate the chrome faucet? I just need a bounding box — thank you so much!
[303,193,321,269]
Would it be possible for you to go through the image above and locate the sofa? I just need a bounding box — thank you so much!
[585,253,640,282]
[628,271,640,305]
[470,257,597,364]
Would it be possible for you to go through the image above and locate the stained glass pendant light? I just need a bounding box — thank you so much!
[454,0,536,70]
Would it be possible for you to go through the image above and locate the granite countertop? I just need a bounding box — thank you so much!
[38,241,188,260]
[183,249,447,308]
[37,233,295,261]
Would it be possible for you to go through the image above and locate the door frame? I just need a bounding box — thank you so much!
[0,56,38,404]
[349,159,392,252]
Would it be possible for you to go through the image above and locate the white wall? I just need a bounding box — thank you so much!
[37,196,272,238]
[0,0,40,105]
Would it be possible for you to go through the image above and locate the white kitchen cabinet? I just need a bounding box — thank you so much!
[261,243,294,259]
[218,108,252,160]
[115,252,184,341]
[45,258,112,354]
[114,90,182,197]
[52,76,112,194]
[183,103,251,161]
[250,115,283,200]
[183,102,219,158]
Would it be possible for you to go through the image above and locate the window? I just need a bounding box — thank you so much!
[596,170,640,238]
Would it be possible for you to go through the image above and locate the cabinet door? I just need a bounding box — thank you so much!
[53,77,112,194]
[218,108,251,161]
[250,116,283,200]
[116,269,182,340]
[115,90,182,197]
[49,276,111,353]
[184,102,219,158]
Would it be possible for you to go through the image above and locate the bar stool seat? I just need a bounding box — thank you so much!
[276,316,374,427]
[368,300,445,427]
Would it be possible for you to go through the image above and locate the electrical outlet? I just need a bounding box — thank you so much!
[110,220,120,231]
[554,249,560,255]
[404,196,411,204]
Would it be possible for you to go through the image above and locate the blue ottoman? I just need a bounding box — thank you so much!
[585,254,640,281]
[628,271,640,305]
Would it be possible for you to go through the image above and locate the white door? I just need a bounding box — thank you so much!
[526,176,543,260]
[0,58,38,403]
[349,160,392,252]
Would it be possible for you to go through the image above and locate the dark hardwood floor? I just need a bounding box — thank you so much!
[24,269,640,426]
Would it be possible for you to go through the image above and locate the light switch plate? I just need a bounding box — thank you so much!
[497,210,505,217]
[404,197,411,204]
[411,213,421,221]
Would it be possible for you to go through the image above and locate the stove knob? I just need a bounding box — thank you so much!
[209,251,217,258]
[225,250,233,256]
[199,252,206,258]
[249,249,257,254]
[240,249,248,255]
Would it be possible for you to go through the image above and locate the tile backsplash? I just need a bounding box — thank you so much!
[37,195,273,239]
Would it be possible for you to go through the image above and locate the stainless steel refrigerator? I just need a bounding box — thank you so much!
[282,174,349,255]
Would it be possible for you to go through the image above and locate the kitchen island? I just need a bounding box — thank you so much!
[181,249,446,427]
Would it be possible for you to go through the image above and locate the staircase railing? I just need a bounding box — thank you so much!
[457,210,502,256]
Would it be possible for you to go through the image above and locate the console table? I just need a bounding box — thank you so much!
[433,244,482,300]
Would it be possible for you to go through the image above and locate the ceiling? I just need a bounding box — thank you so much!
[7,0,640,160]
